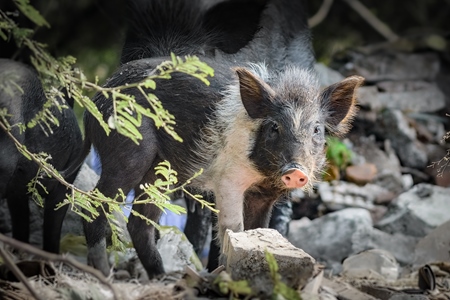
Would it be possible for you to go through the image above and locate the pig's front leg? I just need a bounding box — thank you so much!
[214,179,245,243]
[213,163,263,236]
[214,178,246,267]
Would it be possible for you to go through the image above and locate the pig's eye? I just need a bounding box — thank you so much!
[312,124,324,145]
[269,122,279,139]
[313,125,321,135]
[271,123,279,132]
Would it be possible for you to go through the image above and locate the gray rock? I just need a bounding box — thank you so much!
[318,181,395,211]
[288,208,373,273]
[351,227,419,266]
[414,220,450,266]
[377,80,433,93]
[376,83,445,113]
[376,183,450,238]
[223,228,315,295]
[376,109,428,169]
[342,249,400,281]
[156,226,203,275]
[394,183,450,227]
[356,86,379,110]
[375,206,433,238]
[352,137,404,194]
[341,51,440,82]
[357,81,446,113]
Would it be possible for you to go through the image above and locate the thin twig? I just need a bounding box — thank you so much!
[0,246,44,300]
[0,233,119,300]
[308,0,334,28]
[342,0,399,42]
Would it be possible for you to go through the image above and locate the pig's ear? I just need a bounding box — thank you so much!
[235,67,276,119]
[320,75,364,136]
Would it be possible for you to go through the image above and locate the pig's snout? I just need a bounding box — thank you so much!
[281,166,308,188]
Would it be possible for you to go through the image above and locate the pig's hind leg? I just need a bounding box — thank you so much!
[84,128,159,277]
[127,173,166,278]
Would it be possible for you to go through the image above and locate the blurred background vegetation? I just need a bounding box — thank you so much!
[1,0,449,121]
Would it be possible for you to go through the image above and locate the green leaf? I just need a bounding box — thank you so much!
[265,250,302,300]
[326,136,353,170]
[162,203,186,215]
[13,0,50,28]
[213,272,254,297]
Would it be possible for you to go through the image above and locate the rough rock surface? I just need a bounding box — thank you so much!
[288,208,373,273]
[223,228,315,295]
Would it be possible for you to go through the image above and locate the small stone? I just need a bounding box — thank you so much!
[114,270,131,280]
[414,220,450,266]
[375,109,429,169]
[223,228,315,295]
[351,137,404,194]
[345,163,377,185]
[156,226,203,275]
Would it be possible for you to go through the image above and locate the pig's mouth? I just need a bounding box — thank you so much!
[280,163,309,189]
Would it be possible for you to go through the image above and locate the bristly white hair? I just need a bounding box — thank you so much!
[245,62,272,82]
[274,66,320,104]
[186,81,263,189]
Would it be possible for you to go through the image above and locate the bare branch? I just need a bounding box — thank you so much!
[0,246,44,300]
[342,0,399,42]
[308,0,334,28]
[0,233,119,300]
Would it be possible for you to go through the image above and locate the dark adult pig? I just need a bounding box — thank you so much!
[0,59,82,253]
[120,0,314,269]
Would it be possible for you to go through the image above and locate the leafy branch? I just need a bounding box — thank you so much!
[1,9,214,145]
[0,0,217,252]
[0,112,216,251]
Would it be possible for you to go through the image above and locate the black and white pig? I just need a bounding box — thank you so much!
[77,43,363,278]
[0,58,82,253]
